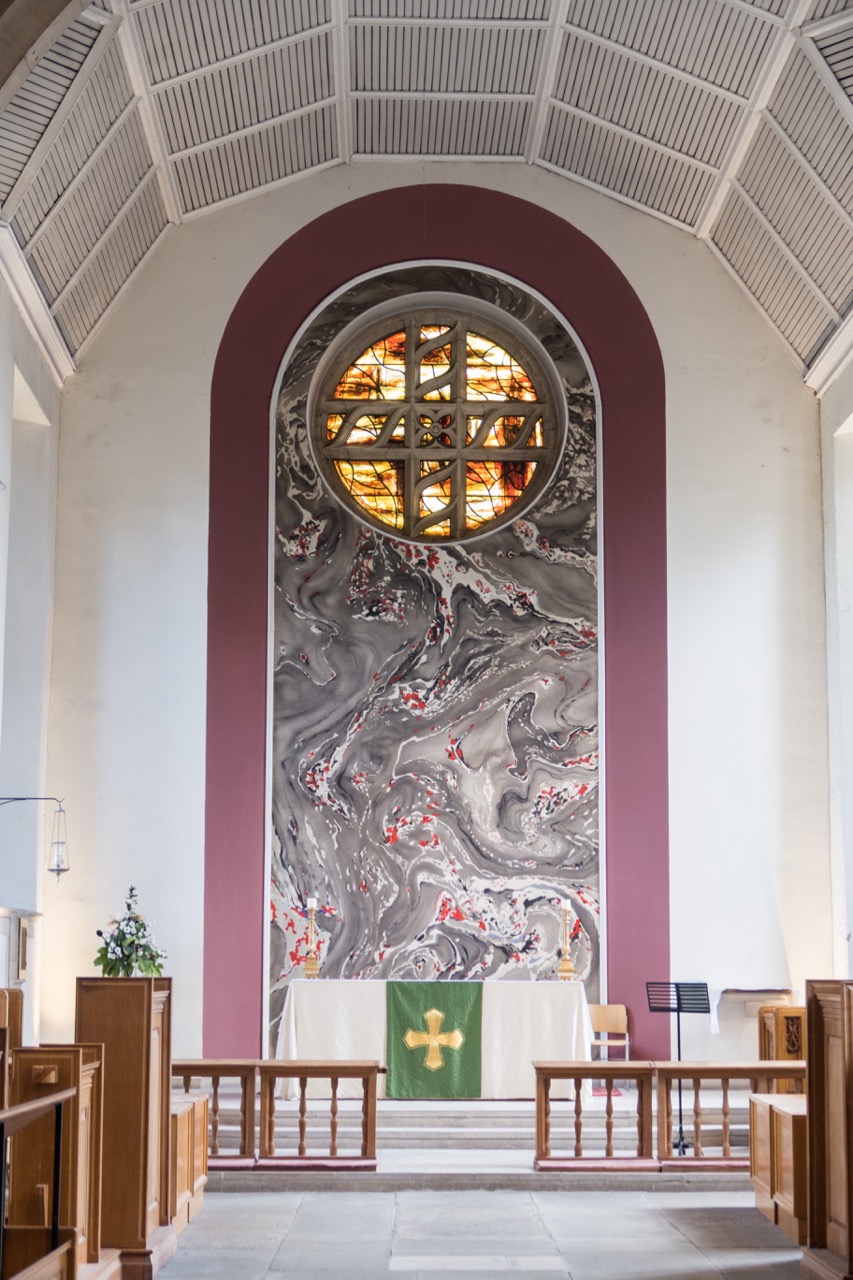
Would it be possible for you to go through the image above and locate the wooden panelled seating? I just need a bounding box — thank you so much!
[0,984,207,1280]
[8,1044,105,1269]
[757,1003,806,1094]
[0,1088,76,1280]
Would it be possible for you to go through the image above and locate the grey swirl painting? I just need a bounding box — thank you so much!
[270,266,598,1040]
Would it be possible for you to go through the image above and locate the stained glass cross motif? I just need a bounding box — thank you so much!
[316,313,559,542]
[403,1007,465,1071]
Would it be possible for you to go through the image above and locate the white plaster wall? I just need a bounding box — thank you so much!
[0,273,61,1042]
[42,162,831,1056]
[821,359,853,986]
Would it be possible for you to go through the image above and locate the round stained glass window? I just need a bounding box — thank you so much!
[309,298,566,543]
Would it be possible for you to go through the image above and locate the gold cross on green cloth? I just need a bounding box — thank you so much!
[403,1007,464,1072]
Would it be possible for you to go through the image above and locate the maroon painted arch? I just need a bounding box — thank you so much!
[205,184,670,1060]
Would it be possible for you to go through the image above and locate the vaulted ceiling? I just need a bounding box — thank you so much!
[1,0,852,391]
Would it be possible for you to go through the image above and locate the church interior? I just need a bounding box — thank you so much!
[1,0,853,1276]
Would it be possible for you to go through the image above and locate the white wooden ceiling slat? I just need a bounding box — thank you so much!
[553,30,745,166]
[561,19,751,105]
[541,103,715,222]
[809,0,853,21]
[711,187,835,359]
[546,99,720,173]
[4,0,853,375]
[26,110,152,291]
[729,177,842,316]
[564,0,776,96]
[738,116,853,306]
[770,45,853,213]
[57,182,168,352]
[48,166,159,312]
[0,21,117,215]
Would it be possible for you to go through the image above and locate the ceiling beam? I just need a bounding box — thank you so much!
[20,96,138,253]
[525,0,569,164]
[547,98,721,175]
[694,0,813,239]
[48,167,157,312]
[148,23,334,93]
[0,0,90,113]
[730,176,841,321]
[166,97,337,162]
[797,34,853,135]
[110,0,182,223]
[332,1,352,165]
[801,9,853,40]
[806,308,853,396]
[561,21,751,107]
[0,222,74,384]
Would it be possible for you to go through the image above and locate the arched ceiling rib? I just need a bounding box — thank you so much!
[0,0,851,391]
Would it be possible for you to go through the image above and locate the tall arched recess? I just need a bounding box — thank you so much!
[205,184,669,1059]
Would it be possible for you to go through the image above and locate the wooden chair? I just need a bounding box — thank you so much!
[589,1004,630,1062]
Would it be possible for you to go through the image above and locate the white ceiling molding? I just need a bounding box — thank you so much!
[0,223,75,385]
[806,310,853,396]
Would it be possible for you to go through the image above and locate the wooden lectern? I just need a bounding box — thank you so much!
[75,977,173,1279]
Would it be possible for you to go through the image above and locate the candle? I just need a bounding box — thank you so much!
[307,897,318,910]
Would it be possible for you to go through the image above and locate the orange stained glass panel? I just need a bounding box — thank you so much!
[334,459,405,528]
[333,331,407,400]
[466,332,538,402]
[326,413,389,445]
[419,325,453,400]
[465,460,537,528]
[466,414,544,447]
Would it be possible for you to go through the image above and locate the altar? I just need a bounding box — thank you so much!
[276,979,592,1099]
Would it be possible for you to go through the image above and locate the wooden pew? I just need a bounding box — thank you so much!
[750,1092,807,1244]
[0,1089,76,1280]
[172,1060,257,1168]
[169,1094,207,1234]
[803,980,853,1280]
[0,989,24,1109]
[8,1046,104,1269]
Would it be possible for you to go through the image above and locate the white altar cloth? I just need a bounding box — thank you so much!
[275,979,592,1099]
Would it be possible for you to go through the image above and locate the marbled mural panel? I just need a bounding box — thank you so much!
[270,267,598,1040]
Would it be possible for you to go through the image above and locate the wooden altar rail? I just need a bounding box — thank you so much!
[173,1060,257,1169]
[535,1062,656,1170]
[534,1060,805,1171]
[173,1060,385,1171]
[656,1061,805,1169]
[258,1062,385,1171]
[0,1088,76,1280]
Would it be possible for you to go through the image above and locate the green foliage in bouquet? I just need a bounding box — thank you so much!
[94,885,167,977]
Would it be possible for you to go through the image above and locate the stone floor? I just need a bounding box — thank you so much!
[159,1189,802,1279]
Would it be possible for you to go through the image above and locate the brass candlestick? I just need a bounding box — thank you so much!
[558,901,576,980]
[304,898,320,979]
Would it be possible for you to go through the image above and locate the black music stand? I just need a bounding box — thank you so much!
[646,981,710,1155]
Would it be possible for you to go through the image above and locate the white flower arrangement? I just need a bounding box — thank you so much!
[94,885,167,977]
